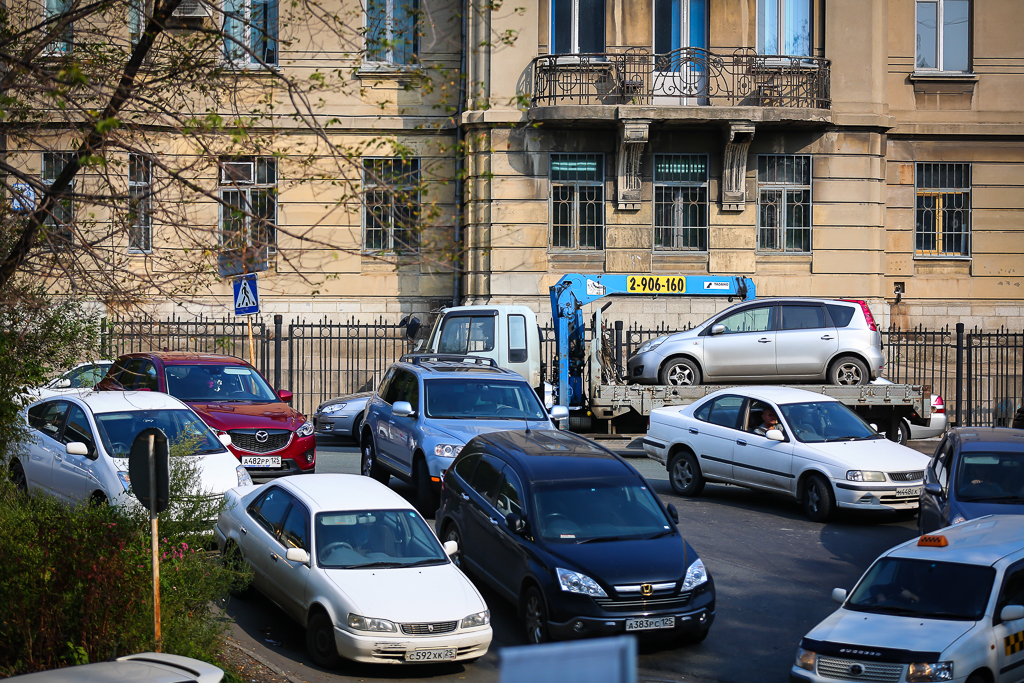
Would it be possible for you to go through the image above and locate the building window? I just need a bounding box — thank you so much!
[654,0,705,58]
[366,0,417,64]
[224,0,278,66]
[916,0,969,72]
[129,0,144,45]
[916,162,970,257]
[757,155,811,253]
[42,152,74,250]
[757,0,811,56]
[128,154,152,253]
[551,0,604,54]
[550,153,604,250]
[363,157,420,253]
[44,0,73,53]
[654,154,707,251]
[219,158,277,256]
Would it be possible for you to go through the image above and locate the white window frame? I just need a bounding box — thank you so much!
[363,0,417,66]
[549,0,605,55]
[915,0,971,73]
[222,0,278,68]
[128,154,152,254]
[757,0,812,57]
[218,157,277,256]
[43,0,73,54]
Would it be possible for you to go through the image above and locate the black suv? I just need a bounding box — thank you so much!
[436,429,715,645]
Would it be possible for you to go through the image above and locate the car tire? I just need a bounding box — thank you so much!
[522,587,550,644]
[659,358,701,386]
[9,461,27,494]
[361,438,389,485]
[443,523,467,572]
[351,414,364,444]
[414,458,437,516]
[965,675,986,683]
[306,610,341,669]
[803,474,836,523]
[892,419,911,446]
[669,452,705,497]
[829,356,869,386]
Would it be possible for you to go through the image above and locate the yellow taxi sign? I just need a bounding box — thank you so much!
[918,534,949,547]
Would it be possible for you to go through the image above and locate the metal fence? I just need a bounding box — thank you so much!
[101,315,1022,428]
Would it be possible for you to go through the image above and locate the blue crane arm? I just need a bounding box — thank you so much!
[549,274,757,408]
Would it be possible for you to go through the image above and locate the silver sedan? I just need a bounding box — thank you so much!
[312,392,370,443]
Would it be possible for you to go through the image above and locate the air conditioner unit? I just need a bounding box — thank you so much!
[172,0,210,18]
[221,161,255,184]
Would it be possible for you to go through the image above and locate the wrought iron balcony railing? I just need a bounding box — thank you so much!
[531,48,831,109]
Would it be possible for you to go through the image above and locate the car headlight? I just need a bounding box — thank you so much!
[635,336,668,355]
[319,403,347,416]
[951,515,966,524]
[847,470,886,482]
[347,614,396,632]
[236,466,253,487]
[682,558,708,590]
[434,444,464,458]
[461,610,490,629]
[296,421,314,437]
[117,470,131,492]
[794,647,816,672]
[555,567,607,597]
[907,662,954,682]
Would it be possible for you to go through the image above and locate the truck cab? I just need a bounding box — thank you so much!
[425,306,541,389]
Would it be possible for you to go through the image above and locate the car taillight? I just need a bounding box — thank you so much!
[933,395,945,414]
[841,299,878,332]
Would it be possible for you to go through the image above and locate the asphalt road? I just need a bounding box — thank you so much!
[224,437,937,683]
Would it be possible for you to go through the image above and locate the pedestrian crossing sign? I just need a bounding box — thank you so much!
[233,274,260,316]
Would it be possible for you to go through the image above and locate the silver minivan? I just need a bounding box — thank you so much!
[626,298,884,386]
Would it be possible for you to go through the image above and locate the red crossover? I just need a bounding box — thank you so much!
[96,352,315,478]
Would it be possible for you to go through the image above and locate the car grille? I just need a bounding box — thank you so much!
[888,470,924,482]
[816,656,902,682]
[400,621,458,635]
[594,591,692,613]
[229,429,291,454]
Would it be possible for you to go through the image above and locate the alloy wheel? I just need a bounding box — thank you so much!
[524,594,545,644]
[835,363,863,385]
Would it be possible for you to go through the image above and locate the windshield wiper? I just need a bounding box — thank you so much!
[402,558,448,567]
[849,604,921,615]
[350,561,402,569]
[577,534,640,544]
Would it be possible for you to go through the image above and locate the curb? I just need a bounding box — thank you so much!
[225,637,307,683]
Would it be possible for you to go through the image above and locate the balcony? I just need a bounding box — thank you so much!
[530,48,831,110]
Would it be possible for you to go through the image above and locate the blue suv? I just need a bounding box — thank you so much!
[360,354,568,512]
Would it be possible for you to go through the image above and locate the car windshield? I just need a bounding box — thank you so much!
[955,451,1024,502]
[846,557,994,621]
[423,379,547,420]
[94,409,227,457]
[164,364,279,402]
[315,509,448,569]
[49,362,112,389]
[777,401,880,443]
[533,479,673,544]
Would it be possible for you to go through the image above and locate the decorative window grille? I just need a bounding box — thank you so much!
[220,157,277,255]
[654,154,708,251]
[550,153,604,251]
[916,162,970,257]
[363,157,420,253]
[42,152,74,250]
[757,155,811,253]
[128,154,152,253]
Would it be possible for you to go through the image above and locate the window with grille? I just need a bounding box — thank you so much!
[916,0,969,72]
[757,155,811,253]
[366,0,417,64]
[128,155,152,253]
[44,0,73,53]
[654,154,707,251]
[363,157,420,253]
[223,0,279,65]
[219,157,277,255]
[916,162,970,257]
[550,154,604,251]
[42,152,74,251]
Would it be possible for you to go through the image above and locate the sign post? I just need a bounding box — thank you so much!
[233,274,261,364]
[128,428,169,652]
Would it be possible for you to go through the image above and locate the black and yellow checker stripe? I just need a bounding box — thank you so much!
[1005,630,1024,656]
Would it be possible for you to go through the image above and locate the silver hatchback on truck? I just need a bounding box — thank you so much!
[626,298,884,387]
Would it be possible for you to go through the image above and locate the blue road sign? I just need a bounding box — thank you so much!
[233,273,260,316]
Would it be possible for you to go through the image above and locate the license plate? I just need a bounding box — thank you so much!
[241,456,281,468]
[896,487,922,497]
[405,648,456,662]
[625,616,674,631]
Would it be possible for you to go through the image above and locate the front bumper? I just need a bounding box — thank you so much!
[834,480,922,511]
[313,412,360,439]
[625,350,666,385]
[229,434,317,479]
[790,662,970,683]
[333,625,492,664]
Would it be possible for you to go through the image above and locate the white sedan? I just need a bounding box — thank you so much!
[13,391,251,506]
[215,474,492,667]
[29,360,113,400]
[643,386,931,522]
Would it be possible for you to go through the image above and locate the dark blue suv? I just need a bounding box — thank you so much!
[436,429,715,645]
[919,427,1024,535]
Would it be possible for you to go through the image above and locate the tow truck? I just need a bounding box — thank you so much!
[423,274,930,442]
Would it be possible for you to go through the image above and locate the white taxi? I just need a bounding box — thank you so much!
[792,515,1024,683]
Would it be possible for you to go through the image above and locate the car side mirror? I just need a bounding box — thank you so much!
[66,442,90,457]
[53,378,72,389]
[285,547,310,565]
[506,513,527,534]
[924,482,943,497]
[870,423,879,432]
[710,324,726,336]
[832,588,847,604]
[666,503,679,524]
[393,401,416,418]
[1002,605,1024,622]
[443,540,459,556]
[766,429,785,442]
[549,405,569,421]
[278,389,293,403]
[218,433,233,448]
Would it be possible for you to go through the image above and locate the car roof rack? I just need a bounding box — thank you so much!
[399,353,499,368]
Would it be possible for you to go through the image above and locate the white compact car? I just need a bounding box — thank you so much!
[12,391,252,506]
[793,515,1024,683]
[28,360,113,401]
[644,386,931,521]
[215,474,492,667]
